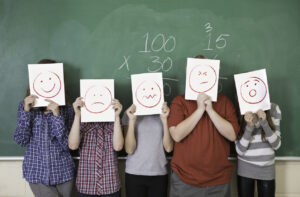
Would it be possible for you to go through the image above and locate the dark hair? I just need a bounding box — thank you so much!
[194,55,206,59]
[237,110,275,141]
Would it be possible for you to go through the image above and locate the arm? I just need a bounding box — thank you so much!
[112,99,124,151]
[257,108,281,150]
[205,99,236,141]
[14,101,33,147]
[235,125,254,155]
[235,112,257,155]
[124,104,137,154]
[68,97,83,150]
[169,93,208,142]
[46,99,71,151]
[160,102,173,153]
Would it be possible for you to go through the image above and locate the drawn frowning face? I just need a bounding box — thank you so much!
[135,81,162,108]
[33,71,61,98]
[189,65,217,93]
[84,86,112,113]
[240,77,267,104]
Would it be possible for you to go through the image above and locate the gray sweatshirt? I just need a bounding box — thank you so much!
[235,103,281,180]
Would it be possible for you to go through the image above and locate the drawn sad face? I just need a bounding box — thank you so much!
[240,77,267,104]
[33,71,62,98]
[84,86,112,114]
[189,65,217,93]
[135,81,162,108]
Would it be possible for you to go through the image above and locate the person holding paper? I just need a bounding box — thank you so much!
[68,97,124,197]
[14,59,75,197]
[122,102,173,197]
[235,104,281,197]
[167,55,240,197]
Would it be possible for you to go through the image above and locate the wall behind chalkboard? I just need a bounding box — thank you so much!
[0,0,299,156]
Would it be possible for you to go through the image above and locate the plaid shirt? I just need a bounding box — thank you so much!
[76,122,120,195]
[14,101,75,185]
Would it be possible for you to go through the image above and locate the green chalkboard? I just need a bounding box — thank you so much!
[0,0,299,156]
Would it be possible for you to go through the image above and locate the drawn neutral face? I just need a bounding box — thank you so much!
[33,71,62,98]
[135,81,162,108]
[240,77,267,104]
[84,86,112,113]
[189,65,217,93]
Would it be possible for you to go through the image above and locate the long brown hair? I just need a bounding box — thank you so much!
[237,110,275,141]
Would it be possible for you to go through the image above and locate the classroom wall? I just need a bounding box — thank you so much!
[0,160,299,197]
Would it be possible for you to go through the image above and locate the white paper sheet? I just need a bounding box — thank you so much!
[28,63,65,107]
[185,58,220,101]
[234,69,271,115]
[80,79,115,122]
[131,73,164,115]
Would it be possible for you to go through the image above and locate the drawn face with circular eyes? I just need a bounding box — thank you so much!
[84,86,112,113]
[135,81,162,108]
[240,77,267,104]
[189,65,217,93]
[33,71,62,98]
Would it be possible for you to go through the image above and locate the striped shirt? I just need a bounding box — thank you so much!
[76,122,120,195]
[235,103,281,180]
[14,101,75,185]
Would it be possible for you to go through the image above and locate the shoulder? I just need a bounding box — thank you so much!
[170,94,191,105]
[59,105,74,116]
[216,94,234,106]
[18,100,25,109]
[171,94,185,102]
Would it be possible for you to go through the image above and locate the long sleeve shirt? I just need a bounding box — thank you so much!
[14,101,75,185]
[235,103,281,180]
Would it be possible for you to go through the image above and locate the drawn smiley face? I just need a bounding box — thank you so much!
[135,80,162,108]
[33,71,62,98]
[240,77,267,104]
[189,64,217,93]
[84,86,112,114]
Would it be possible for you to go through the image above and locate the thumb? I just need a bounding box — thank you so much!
[45,99,53,103]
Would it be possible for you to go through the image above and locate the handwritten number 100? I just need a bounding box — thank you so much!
[140,33,176,53]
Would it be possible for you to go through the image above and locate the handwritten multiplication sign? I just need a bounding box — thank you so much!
[234,69,271,115]
[28,63,65,107]
[80,79,115,122]
[131,72,164,116]
[185,58,220,102]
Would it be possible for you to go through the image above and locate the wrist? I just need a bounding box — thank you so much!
[206,107,214,115]
[160,116,168,123]
[195,107,205,115]
[24,105,31,112]
[75,112,81,118]
[53,109,60,116]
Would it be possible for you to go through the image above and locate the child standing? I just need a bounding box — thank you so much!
[14,59,75,197]
[68,97,124,197]
[235,103,281,197]
[123,102,173,197]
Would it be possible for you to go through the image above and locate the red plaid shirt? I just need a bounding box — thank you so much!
[76,122,120,195]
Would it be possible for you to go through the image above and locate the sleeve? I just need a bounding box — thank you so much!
[235,125,254,156]
[260,103,281,150]
[168,96,185,128]
[14,101,33,147]
[224,97,240,136]
[49,106,73,151]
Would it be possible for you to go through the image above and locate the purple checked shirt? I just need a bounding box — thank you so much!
[14,101,75,186]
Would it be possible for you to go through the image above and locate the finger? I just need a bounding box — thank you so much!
[45,99,53,103]
[29,95,38,99]
[76,97,83,101]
